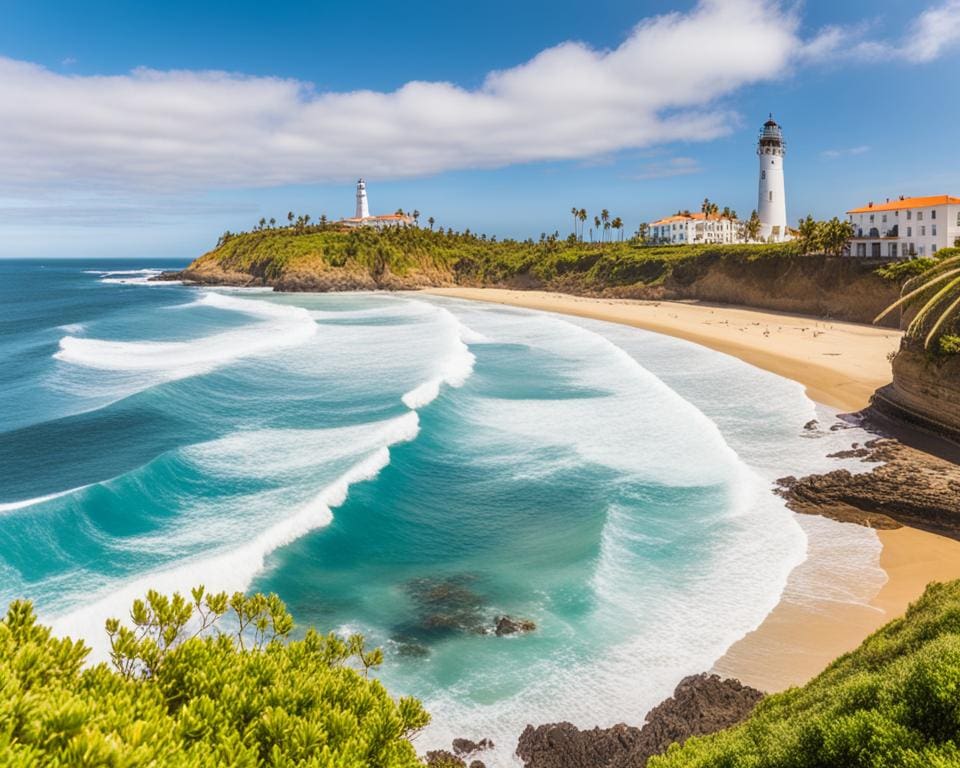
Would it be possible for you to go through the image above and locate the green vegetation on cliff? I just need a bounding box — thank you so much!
[651,579,960,768]
[876,248,960,354]
[1,587,427,766]
[187,225,801,292]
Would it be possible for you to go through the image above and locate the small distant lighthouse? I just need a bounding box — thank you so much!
[355,178,370,219]
[757,116,788,242]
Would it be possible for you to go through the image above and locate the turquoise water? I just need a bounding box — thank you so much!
[0,260,881,761]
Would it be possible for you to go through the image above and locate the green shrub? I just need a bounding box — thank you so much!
[650,580,960,768]
[0,587,428,766]
[876,258,939,282]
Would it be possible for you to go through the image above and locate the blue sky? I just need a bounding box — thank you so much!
[1,0,959,258]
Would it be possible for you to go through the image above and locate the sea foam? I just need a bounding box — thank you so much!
[54,292,317,384]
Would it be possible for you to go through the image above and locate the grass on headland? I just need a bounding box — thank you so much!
[650,579,960,768]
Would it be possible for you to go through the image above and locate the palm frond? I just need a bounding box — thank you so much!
[907,275,960,338]
[925,293,960,349]
[874,267,960,323]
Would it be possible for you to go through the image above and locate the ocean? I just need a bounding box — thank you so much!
[0,259,885,763]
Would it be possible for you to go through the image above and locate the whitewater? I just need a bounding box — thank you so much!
[0,260,885,766]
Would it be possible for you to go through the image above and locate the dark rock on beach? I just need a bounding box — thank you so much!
[452,738,494,757]
[777,437,960,539]
[516,674,762,768]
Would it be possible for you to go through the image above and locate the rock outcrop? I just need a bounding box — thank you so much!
[777,437,960,539]
[515,674,762,768]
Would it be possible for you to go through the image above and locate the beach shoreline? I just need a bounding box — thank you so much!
[424,286,960,693]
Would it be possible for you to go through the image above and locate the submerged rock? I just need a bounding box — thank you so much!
[401,575,489,639]
[516,674,762,768]
[494,616,536,636]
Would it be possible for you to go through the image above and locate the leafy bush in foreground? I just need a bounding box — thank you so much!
[650,579,960,768]
[0,587,428,767]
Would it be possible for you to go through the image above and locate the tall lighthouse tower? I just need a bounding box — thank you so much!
[757,116,788,242]
[355,178,370,219]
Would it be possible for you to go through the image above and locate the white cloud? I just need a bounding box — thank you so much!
[821,145,871,159]
[0,0,801,195]
[800,1,960,64]
[1,0,956,200]
[631,157,703,180]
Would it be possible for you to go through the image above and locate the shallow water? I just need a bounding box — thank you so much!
[0,260,884,764]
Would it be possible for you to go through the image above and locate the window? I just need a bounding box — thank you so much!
[933,245,938,254]
[890,243,898,258]
[956,211,960,226]
[919,245,926,256]
[870,214,875,223]
[918,211,924,220]
[932,210,937,219]
[882,214,888,223]
[907,227,912,236]
[921,226,926,236]
[769,191,773,202]
[761,170,766,180]
[933,225,938,236]
[907,210,913,220]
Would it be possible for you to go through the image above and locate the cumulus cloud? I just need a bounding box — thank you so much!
[1,0,956,198]
[0,0,802,194]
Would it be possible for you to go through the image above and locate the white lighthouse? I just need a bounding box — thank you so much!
[355,178,370,219]
[757,116,788,242]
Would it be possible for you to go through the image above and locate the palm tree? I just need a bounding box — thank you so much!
[258,217,266,230]
[611,217,623,241]
[593,216,601,243]
[578,209,587,242]
[600,209,610,242]
[412,209,420,225]
[875,253,960,350]
[571,207,579,239]
[269,217,276,228]
[287,211,294,226]
[428,216,435,230]
[603,221,612,241]
[746,210,762,241]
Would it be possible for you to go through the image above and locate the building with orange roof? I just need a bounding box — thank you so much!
[846,195,960,259]
[339,178,415,229]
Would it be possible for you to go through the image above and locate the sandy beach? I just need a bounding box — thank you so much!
[426,286,960,692]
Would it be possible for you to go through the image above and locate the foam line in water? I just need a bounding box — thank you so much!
[0,484,92,514]
[401,307,476,408]
[53,293,317,380]
[49,446,397,659]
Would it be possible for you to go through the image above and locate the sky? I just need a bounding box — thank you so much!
[2,0,960,258]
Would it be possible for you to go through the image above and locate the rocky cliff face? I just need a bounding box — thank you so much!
[872,343,960,441]
[659,254,900,325]
[514,674,762,768]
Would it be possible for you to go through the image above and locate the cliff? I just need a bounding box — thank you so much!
[172,229,903,326]
[872,342,960,442]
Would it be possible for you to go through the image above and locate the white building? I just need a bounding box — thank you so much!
[757,117,789,242]
[339,178,415,229]
[648,212,741,245]
[847,195,960,259]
